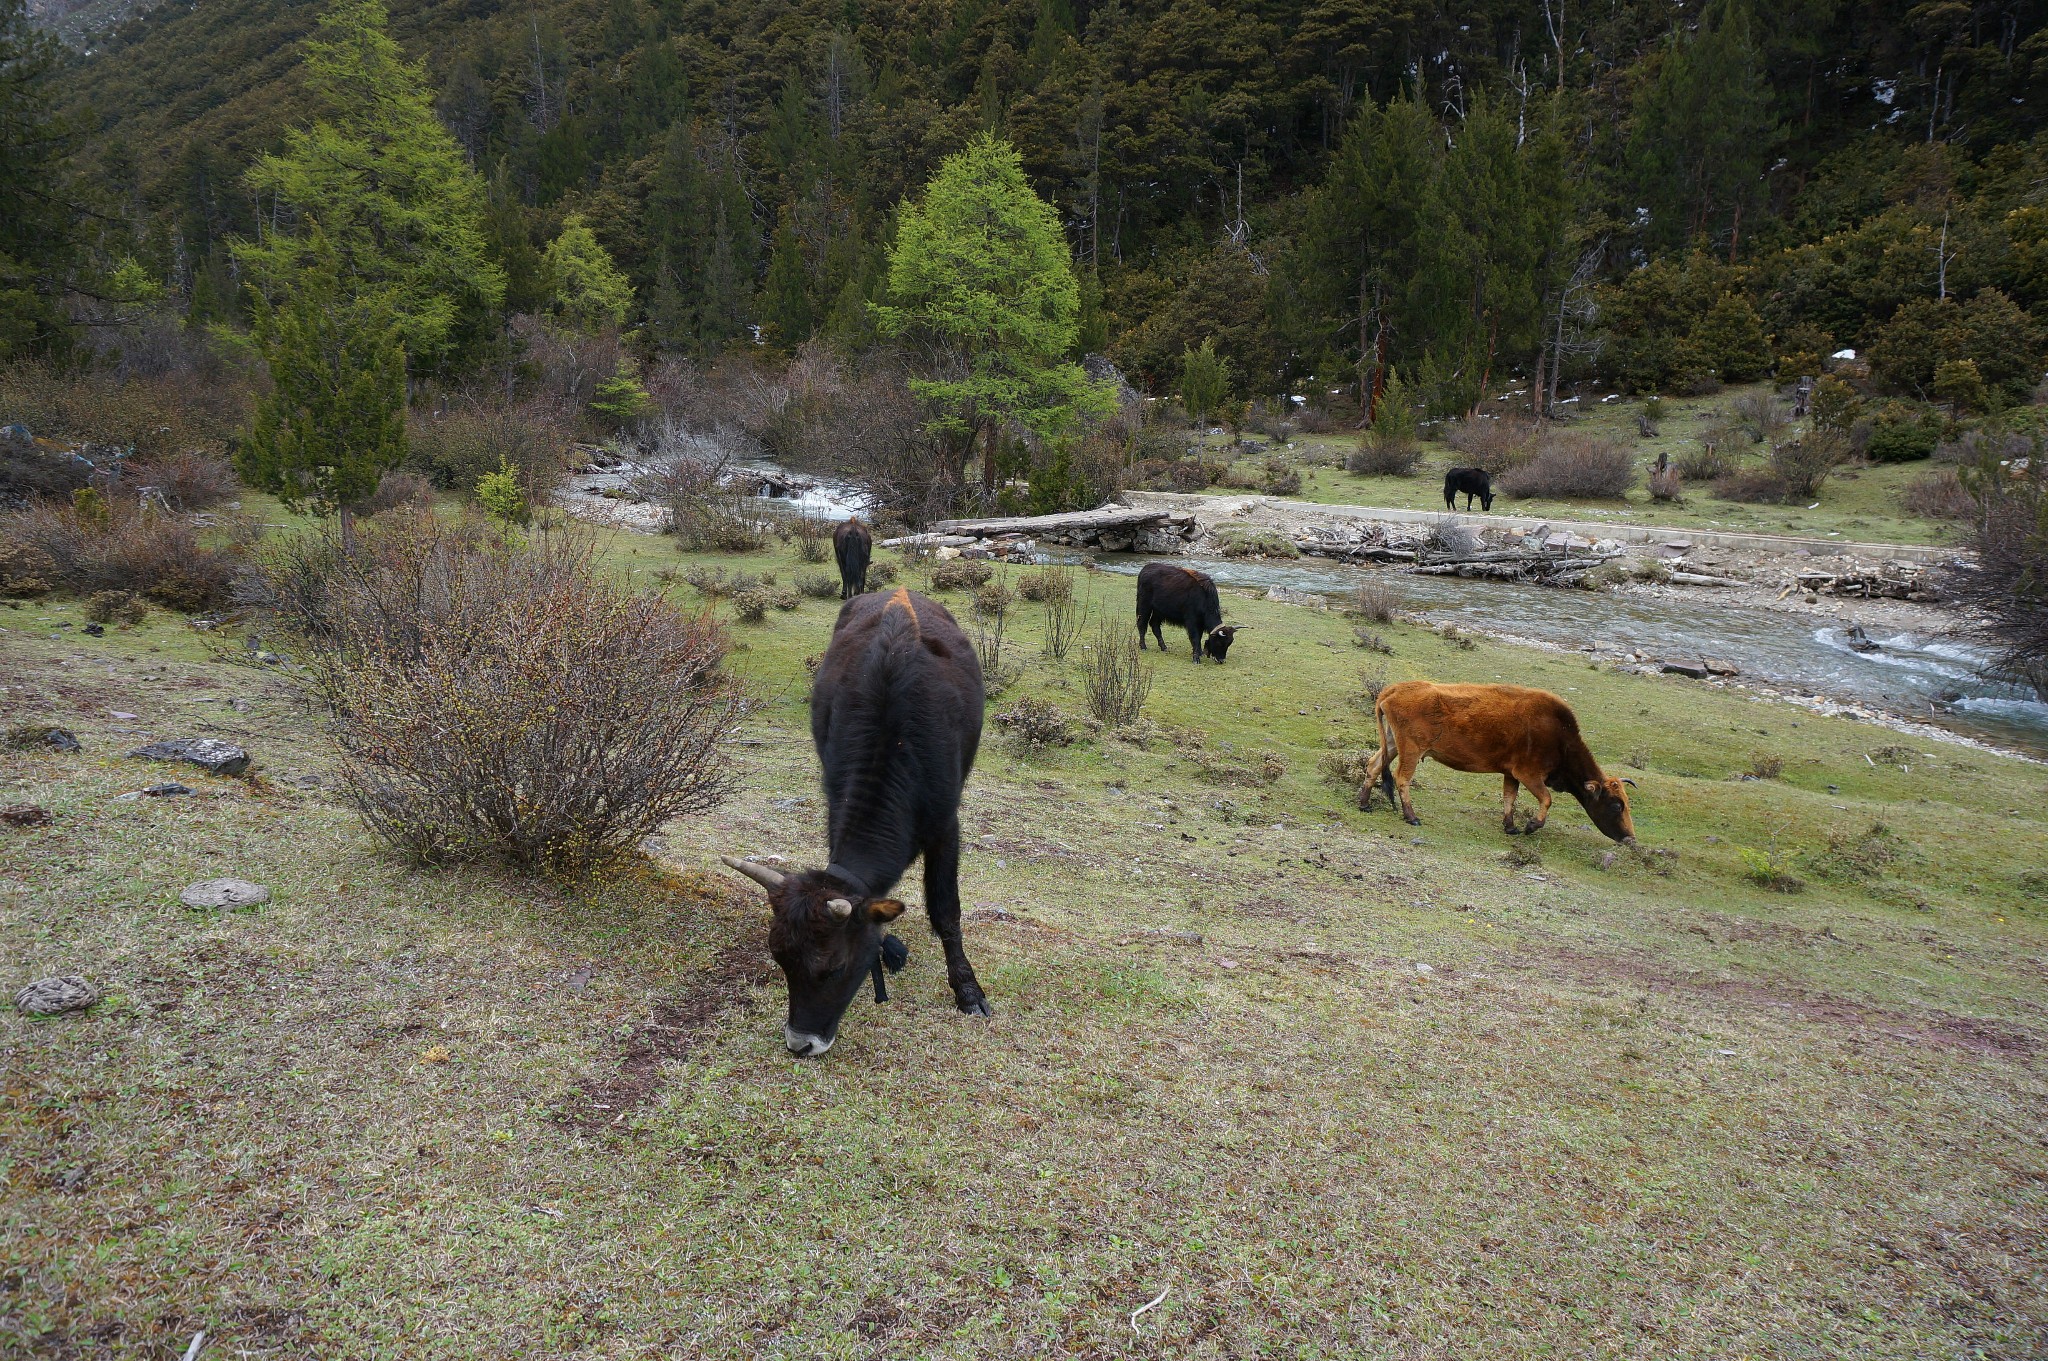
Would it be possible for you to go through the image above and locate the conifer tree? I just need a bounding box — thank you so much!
[238,232,406,520]
[0,0,80,359]
[235,0,504,376]
[875,133,1112,495]
[542,214,633,332]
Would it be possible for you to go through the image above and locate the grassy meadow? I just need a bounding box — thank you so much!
[4,508,2045,1358]
[1197,385,1963,549]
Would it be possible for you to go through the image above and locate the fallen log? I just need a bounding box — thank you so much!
[931,506,1188,538]
[1668,571,1744,587]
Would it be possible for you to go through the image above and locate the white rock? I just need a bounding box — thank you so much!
[179,878,271,911]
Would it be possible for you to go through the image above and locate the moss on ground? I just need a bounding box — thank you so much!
[3,510,2044,1357]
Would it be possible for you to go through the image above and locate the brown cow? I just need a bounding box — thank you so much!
[1359,681,1636,842]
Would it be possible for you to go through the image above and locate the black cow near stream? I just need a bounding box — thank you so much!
[721,587,990,1057]
[1443,468,1494,512]
[832,517,872,599]
[1137,562,1236,662]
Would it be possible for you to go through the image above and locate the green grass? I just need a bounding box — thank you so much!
[1203,385,1960,547]
[4,514,2045,1358]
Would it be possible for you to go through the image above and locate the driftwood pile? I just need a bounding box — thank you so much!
[1794,565,1942,602]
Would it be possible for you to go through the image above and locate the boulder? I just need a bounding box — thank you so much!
[1660,662,1711,679]
[179,878,271,911]
[15,975,98,1016]
[129,737,250,776]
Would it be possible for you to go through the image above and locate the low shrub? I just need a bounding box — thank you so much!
[730,588,772,623]
[1351,579,1403,624]
[1213,526,1299,559]
[83,590,146,625]
[365,470,435,515]
[1901,468,1974,520]
[0,499,242,610]
[1358,663,1390,704]
[1293,407,1340,435]
[1443,415,1536,473]
[1495,435,1636,499]
[1317,749,1376,788]
[1739,844,1805,893]
[243,513,743,875]
[1347,436,1423,477]
[407,400,574,503]
[1017,565,1070,602]
[1676,443,1731,482]
[795,531,829,563]
[794,570,839,599]
[929,557,994,591]
[0,358,248,460]
[1351,628,1392,653]
[1262,461,1303,496]
[0,539,54,595]
[1770,429,1849,499]
[137,450,237,511]
[867,558,898,586]
[1713,465,1791,504]
[1730,392,1787,443]
[1865,405,1943,463]
[1805,821,1912,883]
[1648,464,1684,502]
[1080,618,1152,726]
[1744,751,1785,780]
[994,697,1075,748]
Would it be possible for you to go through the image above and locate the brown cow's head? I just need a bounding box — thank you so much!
[1581,777,1637,843]
[722,857,904,1057]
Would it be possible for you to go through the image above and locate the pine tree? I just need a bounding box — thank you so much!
[0,0,80,359]
[1693,291,1772,382]
[1178,339,1231,426]
[238,232,407,519]
[875,133,1113,495]
[542,214,634,332]
[235,0,505,376]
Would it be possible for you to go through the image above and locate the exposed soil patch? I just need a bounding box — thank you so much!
[1532,946,2037,1057]
[562,934,775,1128]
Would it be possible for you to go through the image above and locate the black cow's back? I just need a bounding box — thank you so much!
[809,589,983,898]
[832,518,873,599]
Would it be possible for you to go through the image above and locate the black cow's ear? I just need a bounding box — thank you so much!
[867,899,907,923]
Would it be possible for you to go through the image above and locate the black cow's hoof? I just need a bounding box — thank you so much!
[1504,823,1521,836]
[958,996,992,1017]
[880,933,908,973]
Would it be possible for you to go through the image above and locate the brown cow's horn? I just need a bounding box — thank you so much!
[720,856,786,889]
[826,898,854,919]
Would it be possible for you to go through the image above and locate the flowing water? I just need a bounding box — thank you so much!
[1092,553,2048,758]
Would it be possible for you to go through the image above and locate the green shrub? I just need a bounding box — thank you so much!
[83,590,146,625]
[1865,405,1943,463]
[730,588,771,623]
[929,557,994,591]
[794,570,839,599]
[474,459,530,527]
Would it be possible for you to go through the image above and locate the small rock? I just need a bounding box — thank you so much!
[109,711,138,720]
[1216,958,1240,970]
[1702,658,1740,677]
[144,783,194,797]
[227,698,251,713]
[129,737,250,776]
[82,622,104,637]
[179,878,271,911]
[1,804,53,829]
[15,975,99,1016]
[1413,962,1434,975]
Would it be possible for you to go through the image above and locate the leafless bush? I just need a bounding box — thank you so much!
[1347,434,1423,476]
[929,557,994,592]
[1358,663,1390,704]
[1901,468,1975,520]
[1946,456,2048,691]
[1730,392,1787,443]
[971,577,1019,694]
[245,511,743,875]
[1317,748,1376,787]
[1351,579,1404,624]
[1677,443,1731,481]
[1079,618,1153,726]
[1713,465,1792,504]
[0,356,248,458]
[1770,429,1848,499]
[1648,463,1685,502]
[84,589,146,625]
[1495,435,1636,499]
[365,470,435,516]
[0,498,243,610]
[631,420,766,551]
[1034,566,1087,661]
[137,450,237,511]
[1351,628,1392,653]
[1444,415,1537,474]
[511,316,625,418]
[1293,407,1339,435]
[1261,458,1302,496]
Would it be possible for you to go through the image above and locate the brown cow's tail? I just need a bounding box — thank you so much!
[1374,693,1397,806]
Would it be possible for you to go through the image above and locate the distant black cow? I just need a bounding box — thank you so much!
[721,587,989,1057]
[832,517,872,599]
[1136,561,1228,663]
[1443,467,1494,512]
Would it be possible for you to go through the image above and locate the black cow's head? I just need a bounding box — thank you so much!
[721,856,904,1057]
[1580,777,1637,843]
[1204,624,1240,662]
[1478,487,1494,512]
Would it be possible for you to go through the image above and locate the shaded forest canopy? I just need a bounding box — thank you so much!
[44,0,2048,403]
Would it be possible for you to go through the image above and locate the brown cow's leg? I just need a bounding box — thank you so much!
[1528,781,1553,831]
[924,820,990,1016]
[1501,775,1521,833]
[1393,750,1423,826]
[1358,747,1383,810]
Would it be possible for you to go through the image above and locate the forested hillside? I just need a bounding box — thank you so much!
[45,0,2048,410]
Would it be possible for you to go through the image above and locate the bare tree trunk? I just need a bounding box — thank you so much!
[982,422,999,498]
[1532,345,1547,420]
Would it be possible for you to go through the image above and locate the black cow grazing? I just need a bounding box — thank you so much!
[1443,467,1494,512]
[1136,561,1226,663]
[721,587,989,1057]
[1203,624,1242,663]
[832,517,872,600]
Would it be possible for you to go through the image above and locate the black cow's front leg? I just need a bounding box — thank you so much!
[1186,624,1205,663]
[924,821,990,1016]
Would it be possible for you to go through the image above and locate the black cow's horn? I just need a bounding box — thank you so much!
[826,898,854,918]
[1620,777,1638,787]
[720,856,786,889]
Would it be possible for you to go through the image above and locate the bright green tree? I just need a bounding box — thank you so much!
[874,133,1112,495]
[542,214,634,332]
[234,0,504,376]
[1692,291,1772,381]
[238,233,407,520]
[474,458,530,527]
[1178,338,1231,426]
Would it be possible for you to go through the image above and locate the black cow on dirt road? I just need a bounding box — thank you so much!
[832,518,872,599]
[721,587,990,1057]
[1136,562,1238,663]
